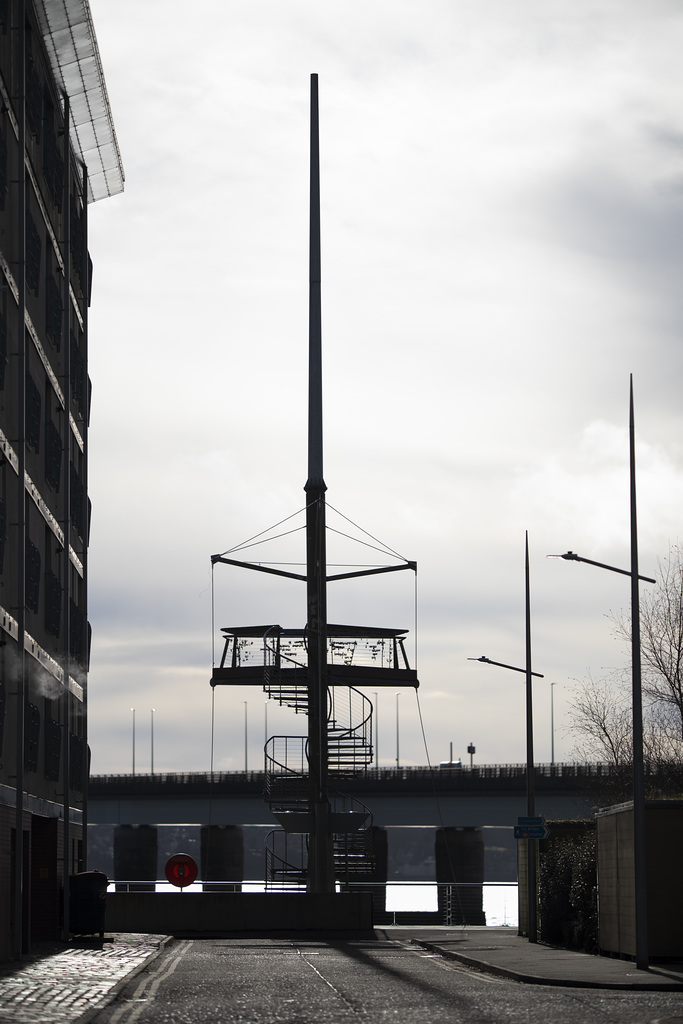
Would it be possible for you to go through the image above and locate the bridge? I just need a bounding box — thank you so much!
[87,764,640,921]
[88,763,617,829]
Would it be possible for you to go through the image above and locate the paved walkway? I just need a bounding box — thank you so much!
[384,925,683,990]
[0,927,681,1022]
[0,934,167,1023]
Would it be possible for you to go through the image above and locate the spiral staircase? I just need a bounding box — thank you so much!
[262,630,376,889]
[211,622,417,889]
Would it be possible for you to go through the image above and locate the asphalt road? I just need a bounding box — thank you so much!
[91,937,683,1024]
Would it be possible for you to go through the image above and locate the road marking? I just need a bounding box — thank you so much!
[295,947,361,1015]
[395,939,504,985]
[106,940,193,1024]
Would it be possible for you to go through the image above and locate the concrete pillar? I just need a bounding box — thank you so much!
[343,827,388,922]
[114,825,157,892]
[200,826,244,892]
[435,827,485,925]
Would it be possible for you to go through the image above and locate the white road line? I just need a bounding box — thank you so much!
[106,940,193,1024]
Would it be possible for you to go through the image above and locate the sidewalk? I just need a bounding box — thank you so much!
[381,925,683,990]
[0,934,168,1024]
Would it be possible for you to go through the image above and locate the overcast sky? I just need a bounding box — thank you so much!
[84,0,683,776]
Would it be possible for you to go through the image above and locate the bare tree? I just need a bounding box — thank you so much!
[567,672,633,766]
[611,544,683,743]
[567,669,683,800]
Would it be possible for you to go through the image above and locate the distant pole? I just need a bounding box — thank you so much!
[151,709,155,774]
[243,701,248,773]
[395,692,401,768]
[131,708,136,775]
[630,376,648,971]
[525,532,537,944]
[374,692,378,767]
[550,684,555,766]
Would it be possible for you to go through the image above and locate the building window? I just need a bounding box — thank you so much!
[25,536,41,613]
[42,101,64,211]
[44,714,61,780]
[26,371,41,451]
[46,274,62,350]
[70,330,85,414]
[0,678,5,758]
[70,200,85,287]
[0,124,7,211]
[25,702,40,772]
[69,597,84,662]
[70,462,84,536]
[0,496,5,573]
[26,209,41,296]
[25,33,42,143]
[44,568,61,638]
[0,310,6,389]
[45,418,62,491]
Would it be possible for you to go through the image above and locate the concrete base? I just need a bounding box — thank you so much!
[105,892,373,936]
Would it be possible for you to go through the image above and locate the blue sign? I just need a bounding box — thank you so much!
[517,816,545,827]
[514,825,549,840]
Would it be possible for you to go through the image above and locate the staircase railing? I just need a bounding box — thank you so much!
[263,628,376,887]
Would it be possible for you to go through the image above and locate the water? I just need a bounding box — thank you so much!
[383,882,517,926]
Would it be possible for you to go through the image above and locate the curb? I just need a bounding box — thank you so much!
[76,935,174,1024]
[412,939,683,991]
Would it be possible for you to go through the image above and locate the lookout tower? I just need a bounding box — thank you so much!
[211,75,418,895]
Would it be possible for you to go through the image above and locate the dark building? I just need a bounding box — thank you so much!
[0,0,122,958]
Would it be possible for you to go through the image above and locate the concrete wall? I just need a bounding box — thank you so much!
[105,892,373,935]
[597,801,683,959]
[89,792,595,828]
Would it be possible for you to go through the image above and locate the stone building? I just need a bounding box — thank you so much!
[0,0,122,958]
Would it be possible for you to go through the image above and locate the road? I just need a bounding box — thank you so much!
[90,936,683,1024]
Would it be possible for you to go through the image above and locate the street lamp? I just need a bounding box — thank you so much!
[547,376,654,971]
[243,701,248,773]
[550,684,555,766]
[374,691,379,768]
[150,709,155,775]
[395,692,401,769]
[468,531,542,943]
[130,708,135,775]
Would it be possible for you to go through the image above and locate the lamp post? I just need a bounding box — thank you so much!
[395,692,401,769]
[150,709,155,775]
[548,376,654,971]
[550,684,555,766]
[468,531,542,942]
[374,691,379,768]
[131,708,136,776]
[243,701,248,773]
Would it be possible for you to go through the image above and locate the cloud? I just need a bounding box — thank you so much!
[84,0,683,773]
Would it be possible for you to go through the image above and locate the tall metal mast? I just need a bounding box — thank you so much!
[210,75,419,898]
[305,73,333,893]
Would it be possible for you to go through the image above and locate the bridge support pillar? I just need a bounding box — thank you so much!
[342,826,388,922]
[114,825,158,892]
[200,826,244,892]
[435,827,485,925]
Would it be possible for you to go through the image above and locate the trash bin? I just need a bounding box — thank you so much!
[69,870,108,936]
